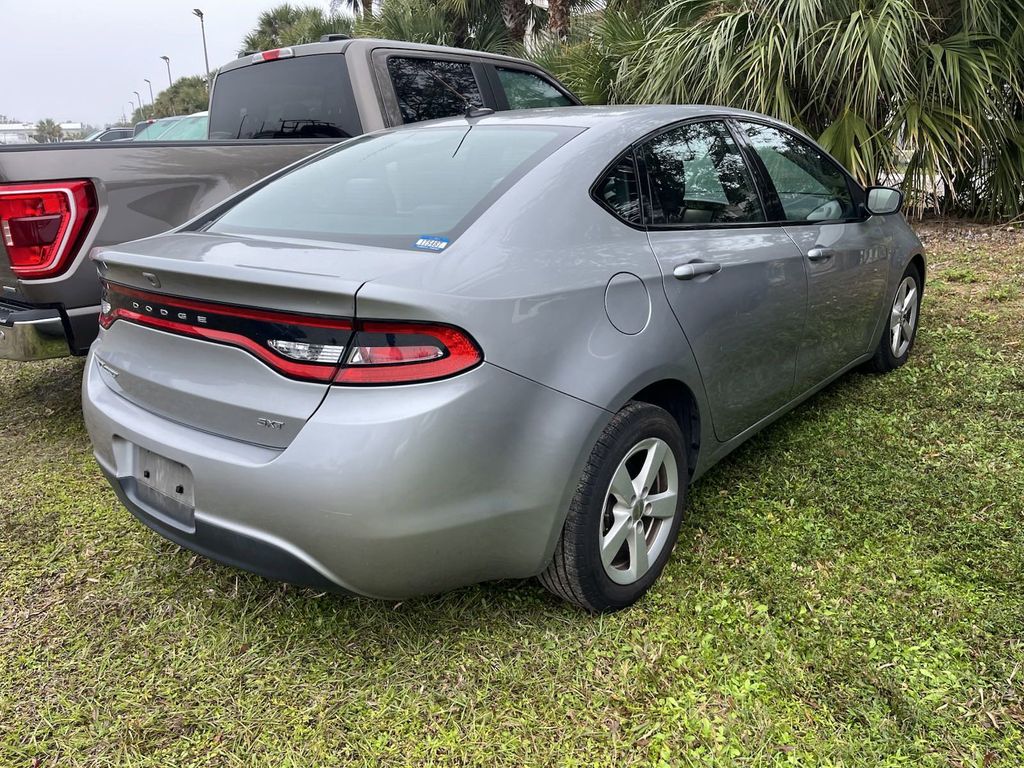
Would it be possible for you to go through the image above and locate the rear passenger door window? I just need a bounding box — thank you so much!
[640,121,764,225]
[387,57,484,124]
[738,122,855,221]
[593,152,642,225]
[495,68,574,109]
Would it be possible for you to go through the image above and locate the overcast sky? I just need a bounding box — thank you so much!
[2,0,340,127]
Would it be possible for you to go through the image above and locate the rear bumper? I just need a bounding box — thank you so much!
[101,467,343,592]
[83,350,608,599]
[0,302,70,360]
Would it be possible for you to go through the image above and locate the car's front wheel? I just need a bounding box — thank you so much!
[540,401,687,612]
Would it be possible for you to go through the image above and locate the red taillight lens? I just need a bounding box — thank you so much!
[0,181,97,279]
[335,321,482,384]
[100,282,482,385]
[100,282,353,382]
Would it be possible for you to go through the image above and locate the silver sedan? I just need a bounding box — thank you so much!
[83,106,925,611]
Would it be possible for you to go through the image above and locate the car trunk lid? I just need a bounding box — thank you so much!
[92,231,423,447]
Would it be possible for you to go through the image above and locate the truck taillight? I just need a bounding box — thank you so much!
[0,181,97,279]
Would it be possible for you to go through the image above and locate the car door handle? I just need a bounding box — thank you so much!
[806,248,835,262]
[673,262,722,280]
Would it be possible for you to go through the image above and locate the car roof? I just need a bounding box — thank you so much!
[413,104,817,152]
[427,104,785,136]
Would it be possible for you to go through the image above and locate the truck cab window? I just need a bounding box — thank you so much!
[387,57,484,124]
[496,68,573,110]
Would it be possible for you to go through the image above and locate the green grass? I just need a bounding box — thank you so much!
[2,223,1023,766]
[941,267,982,284]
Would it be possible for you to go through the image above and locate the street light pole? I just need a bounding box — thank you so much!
[144,79,155,116]
[160,56,172,88]
[193,9,211,87]
[128,99,135,118]
[133,91,142,119]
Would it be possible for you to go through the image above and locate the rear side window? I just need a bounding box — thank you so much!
[207,125,577,250]
[387,57,484,124]
[496,68,573,109]
[641,121,764,225]
[209,55,360,140]
[739,122,855,221]
[594,153,642,224]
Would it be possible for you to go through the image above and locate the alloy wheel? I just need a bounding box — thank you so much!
[889,275,919,358]
[599,437,679,585]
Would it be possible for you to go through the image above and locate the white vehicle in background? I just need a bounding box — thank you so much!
[0,134,38,145]
[132,112,209,142]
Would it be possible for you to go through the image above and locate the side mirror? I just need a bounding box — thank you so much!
[865,186,903,215]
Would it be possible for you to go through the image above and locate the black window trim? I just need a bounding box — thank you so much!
[486,63,582,112]
[588,114,872,232]
[588,146,646,230]
[372,50,498,127]
[727,116,869,227]
[636,116,771,231]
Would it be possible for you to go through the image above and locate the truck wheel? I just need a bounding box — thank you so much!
[540,401,687,613]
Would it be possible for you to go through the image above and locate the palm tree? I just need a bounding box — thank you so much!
[357,0,514,52]
[503,0,529,44]
[331,0,372,19]
[548,0,571,40]
[538,0,1024,219]
[240,4,354,55]
[34,119,63,144]
[144,75,210,120]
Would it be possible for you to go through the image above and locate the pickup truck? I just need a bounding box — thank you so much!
[0,37,578,361]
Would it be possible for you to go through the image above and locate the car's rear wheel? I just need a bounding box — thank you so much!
[867,263,922,373]
[540,401,687,612]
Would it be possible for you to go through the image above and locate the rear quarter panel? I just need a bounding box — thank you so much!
[351,126,717,477]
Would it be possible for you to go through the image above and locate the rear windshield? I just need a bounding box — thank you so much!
[206,125,577,250]
[209,54,360,140]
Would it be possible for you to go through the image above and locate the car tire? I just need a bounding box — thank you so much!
[867,262,923,374]
[539,401,687,613]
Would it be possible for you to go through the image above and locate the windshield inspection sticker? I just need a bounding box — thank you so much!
[414,236,449,252]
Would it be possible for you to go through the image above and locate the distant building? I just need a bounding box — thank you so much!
[0,122,37,143]
[0,120,86,143]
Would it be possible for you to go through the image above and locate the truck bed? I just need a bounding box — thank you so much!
[0,139,333,354]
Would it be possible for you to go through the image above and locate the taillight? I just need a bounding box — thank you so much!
[335,321,482,384]
[99,282,483,385]
[0,181,97,279]
[100,282,353,382]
